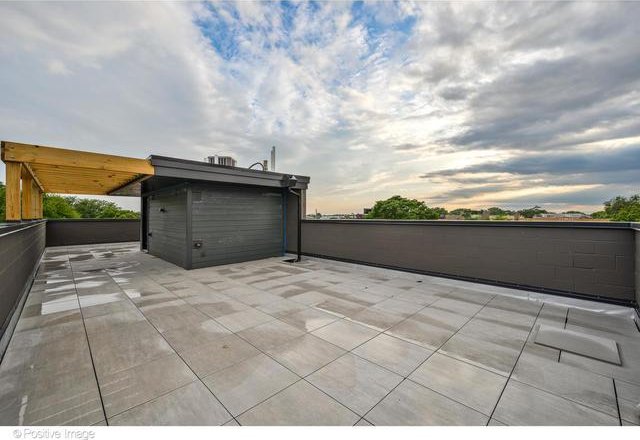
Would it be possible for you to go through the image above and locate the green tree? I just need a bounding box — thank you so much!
[598,194,640,221]
[43,194,80,219]
[69,198,139,219]
[449,208,480,219]
[487,207,513,216]
[518,206,548,218]
[366,195,446,220]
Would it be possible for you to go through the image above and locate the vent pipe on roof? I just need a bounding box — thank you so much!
[270,146,276,171]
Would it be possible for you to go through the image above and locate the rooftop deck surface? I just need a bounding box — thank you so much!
[1,242,639,426]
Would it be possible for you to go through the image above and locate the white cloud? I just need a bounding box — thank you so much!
[0,1,638,214]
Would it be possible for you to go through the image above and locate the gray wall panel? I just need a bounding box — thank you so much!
[46,219,140,246]
[300,221,637,305]
[635,229,640,308]
[147,187,187,268]
[190,183,284,269]
[0,222,45,347]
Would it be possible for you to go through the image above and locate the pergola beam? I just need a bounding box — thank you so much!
[1,141,154,175]
[2,140,154,221]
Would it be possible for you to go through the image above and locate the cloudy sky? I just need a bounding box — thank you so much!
[1,1,639,214]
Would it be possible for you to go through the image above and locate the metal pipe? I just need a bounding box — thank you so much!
[288,188,302,262]
[248,162,266,170]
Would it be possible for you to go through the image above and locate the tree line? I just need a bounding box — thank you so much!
[365,194,640,221]
[0,182,139,221]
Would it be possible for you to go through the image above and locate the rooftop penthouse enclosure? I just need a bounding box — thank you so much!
[143,181,290,269]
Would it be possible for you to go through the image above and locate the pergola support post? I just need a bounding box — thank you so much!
[21,168,34,220]
[5,162,22,221]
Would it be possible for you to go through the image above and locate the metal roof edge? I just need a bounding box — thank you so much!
[149,155,309,189]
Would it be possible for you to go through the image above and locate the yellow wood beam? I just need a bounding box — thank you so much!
[35,186,43,218]
[1,141,154,175]
[21,162,44,192]
[5,162,22,221]
[21,167,34,219]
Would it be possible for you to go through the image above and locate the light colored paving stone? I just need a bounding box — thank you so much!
[202,353,299,416]
[256,298,308,318]
[370,298,424,317]
[88,320,175,376]
[429,297,484,317]
[109,381,232,425]
[307,353,403,416]
[439,333,520,376]
[100,353,196,418]
[162,319,231,353]
[311,319,379,351]
[237,380,359,425]
[1,328,92,374]
[0,362,103,426]
[180,333,260,378]
[236,319,305,351]
[615,379,640,425]
[353,333,432,377]
[196,299,250,318]
[347,307,406,331]
[267,334,346,376]
[3,244,638,427]
[409,353,507,415]
[142,304,210,333]
[513,345,618,417]
[236,291,283,307]
[280,308,339,332]
[214,308,275,332]
[493,380,619,426]
[288,290,331,306]
[315,297,367,318]
[386,317,455,350]
[457,318,530,351]
[366,380,488,425]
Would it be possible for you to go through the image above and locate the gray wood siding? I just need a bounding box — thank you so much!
[147,188,187,268]
[191,183,283,268]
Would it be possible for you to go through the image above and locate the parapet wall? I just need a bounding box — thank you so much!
[299,220,637,307]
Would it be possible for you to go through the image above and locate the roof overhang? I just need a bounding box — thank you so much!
[149,155,310,190]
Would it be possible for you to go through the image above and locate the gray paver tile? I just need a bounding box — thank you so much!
[493,380,618,426]
[267,334,346,376]
[100,353,196,418]
[202,353,299,416]
[353,333,432,376]
[307,353,403,415]
[409,353,507,415]
[109,381,232,425]
[237,380,359,425]
[312,319,379,351]
[366,380,488,425]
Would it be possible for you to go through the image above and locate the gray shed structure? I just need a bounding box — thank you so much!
[134,156,309,270]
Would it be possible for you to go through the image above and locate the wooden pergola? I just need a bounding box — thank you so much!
[1,141,154,221]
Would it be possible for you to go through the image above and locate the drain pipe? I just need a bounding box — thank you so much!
[285,175,302,262]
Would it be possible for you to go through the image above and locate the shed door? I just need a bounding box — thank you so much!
[191,184,283,268]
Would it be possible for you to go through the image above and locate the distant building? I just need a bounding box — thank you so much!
[534,212,592,220]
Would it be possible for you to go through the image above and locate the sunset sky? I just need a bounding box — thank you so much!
[1,1,639,214]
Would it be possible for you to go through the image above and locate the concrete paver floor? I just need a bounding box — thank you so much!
[1,242,638,426]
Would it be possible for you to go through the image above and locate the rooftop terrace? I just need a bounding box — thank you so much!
[1,242,639,426]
